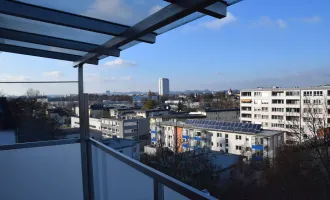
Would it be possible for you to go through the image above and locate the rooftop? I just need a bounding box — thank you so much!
[150,113,206,119]
[204,108,240,112]
[241,85,330,92]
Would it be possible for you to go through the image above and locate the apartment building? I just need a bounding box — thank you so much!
[153,120,285,161]
[71,116,101,131]
[190,108,240,121]
[101,117,149,140]
[240,86,330,138]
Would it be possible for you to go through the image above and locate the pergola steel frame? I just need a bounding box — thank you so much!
[0,1,239,199]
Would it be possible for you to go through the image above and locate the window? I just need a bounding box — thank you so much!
[254,114,261,119]
[217,143,219,147]
[272,99,284,104]
[225,149,228,153]
[225,134,228,138]
[254,92,262,96]
[303,99,311,104]
[236,135,242,140]
[286,108,300,113]
[246,137,249,141]
[235,145,242,150]
[286,91,300,96]
[313,108,322,114]
[303,91,312,96]
[272,115,284,120]
[313,91,323,96]
[262,107,268,111]
[217,133,222,137]
[271,123,285,128]
[254,107,261,112]
[286,100,299,105]
[272,107,284,112]
[261,100,269,104]
[89,125,96,128]
[313,99,322,105]
[303,108,312,113]
[211,142,214,146]
[242,92,251,96]
[220,143,222,147]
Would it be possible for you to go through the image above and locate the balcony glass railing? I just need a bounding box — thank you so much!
[0,138,216,200]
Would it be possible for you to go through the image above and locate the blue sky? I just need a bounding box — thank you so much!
[1,0,330,95]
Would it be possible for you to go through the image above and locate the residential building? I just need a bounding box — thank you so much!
[240,86,330,137]
[108,107,141,118]
[150,113,206,144]
[101,117,150,147]
[102,138,140,161]
[154,120,285,161]
[71,117,101,131]
[190,108,240,121]
[159,78,170,96]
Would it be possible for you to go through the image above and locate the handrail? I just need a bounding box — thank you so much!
[89,138,217,200]
[0,139,80,150]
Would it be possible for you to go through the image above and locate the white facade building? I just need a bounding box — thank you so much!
[240,86,330,138]
[71,117,101,131]
[159,78,170,96]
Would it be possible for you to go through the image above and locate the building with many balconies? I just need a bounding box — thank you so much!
[240,86,330,139]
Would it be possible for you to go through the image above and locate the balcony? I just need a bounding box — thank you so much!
[0,138,215,200]
[182,135,190,139]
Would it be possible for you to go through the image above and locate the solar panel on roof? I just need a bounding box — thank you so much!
[256,124,262,131]
[241,128,248,132]
[227,127,234,131]
[247,124,253,128]
[251,124,257,129]
[238,123,243,127]
[233,123,238,127]
[234,127,241,132]
[210,121,216,125]
[230,123,235,127]
[215,125,221,130]
[223,122,228,126]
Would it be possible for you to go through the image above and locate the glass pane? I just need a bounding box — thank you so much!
[1,39,87,56]
[164,186,189,200]
[17,0,170,26]
[0,14,112,45]
[92,145,154,200]
[0,143,83,200]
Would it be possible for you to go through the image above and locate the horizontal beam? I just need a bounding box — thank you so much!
[165,0,227,19]
[0,81,78,84]
[73,0,220,66]
[0,28,120,57]
[0,44,98,65]
[0,139,80,151]
[0,0,156,44]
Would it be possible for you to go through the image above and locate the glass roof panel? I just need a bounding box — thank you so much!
[17,0,170,26]
[1,39,87,56]
[0,14,113,45]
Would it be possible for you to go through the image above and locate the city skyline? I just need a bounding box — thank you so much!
[1,0,330,95]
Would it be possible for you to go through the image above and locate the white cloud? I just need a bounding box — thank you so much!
[43,71,64,79]
[0,75,30,81]
[276,19,287,29]
[104,58,137,69]
[202,12,237,30]
[250,16,287,29]
[301,16,322,23]
[85,73,100,82]
[86,0,132,23]
[149,5,163,15]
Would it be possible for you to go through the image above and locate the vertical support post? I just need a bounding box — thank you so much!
[153,180,164,200]
[78,64,92,200]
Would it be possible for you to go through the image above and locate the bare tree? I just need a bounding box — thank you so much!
[26,88,41,99]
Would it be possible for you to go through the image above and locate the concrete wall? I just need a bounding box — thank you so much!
[0,143,83,200]
[71,117,101,131]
